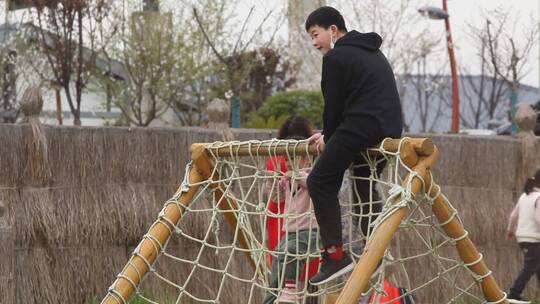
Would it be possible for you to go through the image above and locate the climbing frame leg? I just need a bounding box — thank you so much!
[426,176,507,304]
[101,145,213,304]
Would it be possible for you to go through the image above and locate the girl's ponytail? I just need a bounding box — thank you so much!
[524,169,540,195]
[524,178,536,195]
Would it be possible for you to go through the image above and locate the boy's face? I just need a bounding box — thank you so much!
[308,25,337,55]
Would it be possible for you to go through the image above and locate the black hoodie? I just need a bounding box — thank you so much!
[321,30,403,149]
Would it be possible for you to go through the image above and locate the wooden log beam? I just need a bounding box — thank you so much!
[201,138,433,158]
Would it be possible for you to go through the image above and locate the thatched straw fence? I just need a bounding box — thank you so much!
[0,123,538,303]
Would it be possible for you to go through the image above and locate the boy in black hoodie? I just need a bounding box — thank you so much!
[304,6,403,285]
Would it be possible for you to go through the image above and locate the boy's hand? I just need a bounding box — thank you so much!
[308,133,325,153]
[316,136,326,152]
[307,132,322,143]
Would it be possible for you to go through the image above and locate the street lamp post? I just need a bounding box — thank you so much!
[419,1,461,133]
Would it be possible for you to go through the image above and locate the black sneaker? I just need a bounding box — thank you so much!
[309,252,354,286]
[507,293,531,304]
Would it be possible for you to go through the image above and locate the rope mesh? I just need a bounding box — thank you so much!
[104,138,500,304]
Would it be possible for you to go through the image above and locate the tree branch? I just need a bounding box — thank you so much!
[192,7,226,64]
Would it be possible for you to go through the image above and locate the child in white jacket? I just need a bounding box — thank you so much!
[506,169,540,304]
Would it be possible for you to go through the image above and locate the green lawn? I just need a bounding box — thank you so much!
[89,292,540,303]
[88,293,177,304]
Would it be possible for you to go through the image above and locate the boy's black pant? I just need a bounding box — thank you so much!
[509,242,540,298]
[307,134,386,248]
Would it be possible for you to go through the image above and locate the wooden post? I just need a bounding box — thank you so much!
[101,144,213,304]
[335,147,439,304]
[426,176,508,304]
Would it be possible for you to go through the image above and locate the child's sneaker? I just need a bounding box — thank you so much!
[276,283,299,303]
[309,252,354,286]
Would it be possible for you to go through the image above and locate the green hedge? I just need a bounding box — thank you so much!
[245,89,323,129]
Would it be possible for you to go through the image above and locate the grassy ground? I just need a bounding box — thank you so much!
[88,294,177,304]
[89,291,540,303]
[452,297,540,304]
[90,298,540,304]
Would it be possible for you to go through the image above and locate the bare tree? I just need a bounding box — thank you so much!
[340,0,445,132]
[459,17,509,129]
[96,4,182,126]
[192,1,282,125]
[26,0,113,126]
[484,10,538,129]
[343,0,431,68]
[407,38,450,133]
[170,0,231,126]
[95,0,258,127]
[460,9,537,130]
[0,22,49,124]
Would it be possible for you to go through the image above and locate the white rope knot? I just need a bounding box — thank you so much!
[388,184,404,198]
[212,216,221,254]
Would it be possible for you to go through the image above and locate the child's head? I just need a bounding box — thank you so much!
[278,116,313,169]
[524,169,540,194]
[277,115,314,140]
[305,6,348,55]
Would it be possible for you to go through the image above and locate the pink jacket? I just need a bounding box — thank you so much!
[266,169,318,233]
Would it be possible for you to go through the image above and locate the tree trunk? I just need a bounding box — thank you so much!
[74,113,81,126]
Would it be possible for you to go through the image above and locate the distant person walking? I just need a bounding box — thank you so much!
[506,169,540,304]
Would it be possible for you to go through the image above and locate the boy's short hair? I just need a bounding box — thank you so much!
[305,6,347,32]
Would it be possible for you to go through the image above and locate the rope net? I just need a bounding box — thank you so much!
[105,138,499,304]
